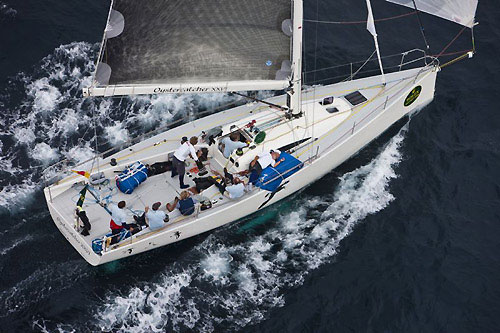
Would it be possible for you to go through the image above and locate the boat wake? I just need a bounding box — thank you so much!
[91,127,406,332]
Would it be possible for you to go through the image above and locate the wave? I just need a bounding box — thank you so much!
[0,261,89,319]
[0,234,34,256]
[91,126,407,332]
[0,42,238,209]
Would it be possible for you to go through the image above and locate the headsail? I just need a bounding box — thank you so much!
[386,0,478,28]
[85,0,293,97]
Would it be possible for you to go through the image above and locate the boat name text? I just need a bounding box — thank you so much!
[56,216,92,256]
[154,86,226,94]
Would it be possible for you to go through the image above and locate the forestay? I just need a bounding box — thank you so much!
[85,0,293,97]
[386,0,478,28]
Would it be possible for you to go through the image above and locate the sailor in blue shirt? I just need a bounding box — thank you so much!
[167,191,197,216]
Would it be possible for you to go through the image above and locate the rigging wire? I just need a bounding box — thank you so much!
[436,25,468,58]
[310,0,320,161]
[303,11,416,25]
[411,0,431,51]
[92,104,100,174]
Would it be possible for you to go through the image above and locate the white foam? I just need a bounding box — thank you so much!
[13,126,36,145]
[201,249,233,285]
[97,272,200,332]
[105,122,129,145]
[27,77,62,112]
[92,127,407,332]
[53,109,81,137]
[31,142,59,163]
[63,143,95,164]
[0,235,34,255]
[0,178,37,208]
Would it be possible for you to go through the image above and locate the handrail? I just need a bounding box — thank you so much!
[304,49,438,86]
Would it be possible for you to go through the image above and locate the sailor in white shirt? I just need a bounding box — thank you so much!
[225,176,250,199]
[110,203,127,226]
[171,136,204,189]
[108,201,139,245]
[249,149,284,176]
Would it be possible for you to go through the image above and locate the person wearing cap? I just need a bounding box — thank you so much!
[145,202,170,231]
[248,149,284,177]
[221,131,247,158]
[171,136,205,189]
[166,190,197,216]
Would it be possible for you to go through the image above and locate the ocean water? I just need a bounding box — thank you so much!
[1,1,499,332]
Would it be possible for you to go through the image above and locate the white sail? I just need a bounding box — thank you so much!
[386,0,478,28]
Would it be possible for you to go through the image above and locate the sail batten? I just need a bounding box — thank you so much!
[386,0,478,28]
[91,0,292,94]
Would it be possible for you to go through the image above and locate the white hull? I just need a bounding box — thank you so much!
[44,66,438,265]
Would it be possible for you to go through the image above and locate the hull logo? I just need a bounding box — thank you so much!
[404,86,422,107]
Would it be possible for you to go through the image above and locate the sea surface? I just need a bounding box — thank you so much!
[0,0,499,332]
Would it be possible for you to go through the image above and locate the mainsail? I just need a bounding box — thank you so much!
[85,0,294,97]
[386,0,478,28]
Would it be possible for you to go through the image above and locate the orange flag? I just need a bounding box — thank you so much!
[72,170,90,178]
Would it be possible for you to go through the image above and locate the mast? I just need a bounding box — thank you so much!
[288,0,303,116]
[366,0,386,85]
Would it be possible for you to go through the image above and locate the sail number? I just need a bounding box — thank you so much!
[404,86,422,107]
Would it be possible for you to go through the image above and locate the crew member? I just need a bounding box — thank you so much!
[108,201,138,244]
[221,132,247,158]
[248,149,284,177]
[167,191,197,216]
[171,136,204,189]
[145,202,170,231]
[225,176,250,199]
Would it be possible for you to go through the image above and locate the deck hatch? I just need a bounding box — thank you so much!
[320,96,334,105]
[344,91,367,106]
[326,107,339,113]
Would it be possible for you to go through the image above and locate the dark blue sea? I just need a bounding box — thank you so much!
[0,0,499,332]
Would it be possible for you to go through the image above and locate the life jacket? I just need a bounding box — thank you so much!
[179,198,195,216]
[110,219,123,230]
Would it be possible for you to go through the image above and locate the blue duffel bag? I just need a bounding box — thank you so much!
[116,161,148,194]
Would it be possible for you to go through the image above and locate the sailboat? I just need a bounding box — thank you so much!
[43,0,478,265]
